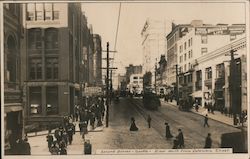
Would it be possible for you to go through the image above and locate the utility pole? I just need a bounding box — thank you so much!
[228,49,238,125]
[175,64,179,106]
[106,42,110,127]
[110,70,113,104]
[155,58,157,93]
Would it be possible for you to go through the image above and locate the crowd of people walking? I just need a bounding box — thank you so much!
[45,96,105,155]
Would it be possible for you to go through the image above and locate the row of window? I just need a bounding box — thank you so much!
[180,63,193,73]
[28,28,59,50]
[30,86,58,115]
[179,50,193,63]
[179,38,193,53]
[29,57,59,80]
[27,3,59,21]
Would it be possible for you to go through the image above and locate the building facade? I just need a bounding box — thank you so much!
[93,34,102,86]
[141,18,167,85]
[3,3,25,154]
[167,20,246,114]
[22,3,84,125]
[125,64,142,84]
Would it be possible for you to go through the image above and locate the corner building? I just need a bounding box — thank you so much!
[22,3,84,125]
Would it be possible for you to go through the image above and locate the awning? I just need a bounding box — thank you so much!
[191,90,203,97]
[4,103,23,113]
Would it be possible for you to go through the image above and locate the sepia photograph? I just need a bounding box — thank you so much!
[1,0,249,158]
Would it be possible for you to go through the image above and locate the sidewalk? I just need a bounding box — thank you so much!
[161,99,247,129]
[27,121,104,137]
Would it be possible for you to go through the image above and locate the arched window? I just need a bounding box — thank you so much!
[6,35,17,82]
[45,28,59,50]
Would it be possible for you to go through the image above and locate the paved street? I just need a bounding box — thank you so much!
[28,97,244,155]
[130,98,242,149]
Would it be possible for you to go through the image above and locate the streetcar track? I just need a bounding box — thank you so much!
[129,98,221,148]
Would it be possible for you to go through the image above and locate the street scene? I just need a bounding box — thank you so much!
[2,1,248,157]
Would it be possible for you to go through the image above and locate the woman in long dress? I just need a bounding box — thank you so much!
[165,122,173,139]
[130,117,139,131]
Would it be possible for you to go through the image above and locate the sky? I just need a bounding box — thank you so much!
[81,1,246,87]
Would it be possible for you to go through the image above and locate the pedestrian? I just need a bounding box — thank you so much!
[194,101,199,112]
[165,123,173,139]
[50,143,59,155]
[204,133,212,148]
[66,123,74,145]
[177,129,184,148]
[204,114,209,127]
[22,137,31,155]
[172,137,179,149]
[46,132,54,148]
[59,147,67,155]
[147,115,152,128]
[62,131,68,147]
[129,117,139,131]
[84,139,92,155]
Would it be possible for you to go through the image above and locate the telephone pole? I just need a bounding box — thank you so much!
[175,64,179,106]
[106,42,110,127]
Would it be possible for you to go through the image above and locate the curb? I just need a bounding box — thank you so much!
[161,101,244,130]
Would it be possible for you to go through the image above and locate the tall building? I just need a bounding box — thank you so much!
[93,34,102,86]
[3,3,25,154]
[22,3,84,124]
[166,20,246,114]
[125,64,142,84]
[141,18,167,85]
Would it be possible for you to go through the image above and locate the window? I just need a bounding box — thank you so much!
[188,63,191,69]
[45,28,59,50]
[46,87,58,115]
[188,51,191,58]
[45,58,59,80]
[216,63,225,78]
[36,11,43,20]
[30,87,42,115]
[188,39,191,47]
[29,58,42,80]
[184,53,187,61]
[230,34,236,41]
[201,35,207,44]
[179,45,182,53]
[27,3,35,20]
[45,4,53,20]
[201,48,207,54]
[6,35,17,82]
[205,67,212,79]
[184,42,187,50]
[179,56,183,63]
[53,11,59,20]
[28,28,42,49]
[184,64,187,72]
[190,50,193,58]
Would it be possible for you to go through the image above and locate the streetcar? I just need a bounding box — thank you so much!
[142,88,161,110]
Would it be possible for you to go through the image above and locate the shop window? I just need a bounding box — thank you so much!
[46,87,58,115]
[36,11,43,20]
[30,87,42,115]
